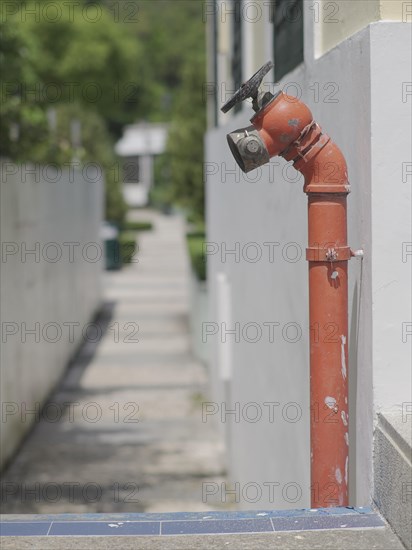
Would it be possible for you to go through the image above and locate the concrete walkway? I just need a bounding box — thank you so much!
[1,210,227,514]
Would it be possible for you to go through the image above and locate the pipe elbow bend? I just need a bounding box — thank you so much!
[301,140,350,194]
[251,92,349,194]
[225,90,350,195]
[252,92,313,157]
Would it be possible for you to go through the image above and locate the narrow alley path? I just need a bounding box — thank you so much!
[1,210,227,514]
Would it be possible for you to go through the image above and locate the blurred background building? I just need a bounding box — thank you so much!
[115,122,168,207]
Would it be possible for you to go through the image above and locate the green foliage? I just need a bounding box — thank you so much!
[1,0,207,226]
[19,0,143,126]
[186,231,206,281]
[1,1,144,149]
[122,220,153,232]
[138,0,207,222]
[105,167,128,226]
[0,1,136,224]
[119,231,137,264]
[165,47,207,223]
[0,20,48,160]
[131,0,207,121]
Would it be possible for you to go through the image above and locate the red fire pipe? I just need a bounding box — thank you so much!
[251,93,350,507]
[224,84,353,507]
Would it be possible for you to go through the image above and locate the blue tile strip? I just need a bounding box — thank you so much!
[0,523,51,537]
[162,518,273,535]
[49,521,160,536]
[0,507,384,537]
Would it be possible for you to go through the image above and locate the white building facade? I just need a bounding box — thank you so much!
[204,0,412,515]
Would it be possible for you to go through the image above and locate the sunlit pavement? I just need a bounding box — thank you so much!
[1,209,228,514]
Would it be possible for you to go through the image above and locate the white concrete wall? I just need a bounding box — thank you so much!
[0,162,103,469]
[370,24,412,412]
[317,0,406,56]
[189,271,209,365]
[205,21,411,509]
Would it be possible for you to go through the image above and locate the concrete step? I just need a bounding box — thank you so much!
[374,409,412,549]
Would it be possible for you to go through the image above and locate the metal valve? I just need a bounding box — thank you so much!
[226,126,270,172]
[221,61,277,114]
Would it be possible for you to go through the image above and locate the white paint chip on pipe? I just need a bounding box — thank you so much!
[324,396,337,409]
[345,456,349,485]
[335,467,342,484]
[341,335,347,379]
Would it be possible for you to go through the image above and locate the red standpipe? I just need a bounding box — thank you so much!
[251,93,350,507]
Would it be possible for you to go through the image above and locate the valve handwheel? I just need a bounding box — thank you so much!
[221,61,274,114]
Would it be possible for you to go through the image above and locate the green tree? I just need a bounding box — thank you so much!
[21,0,144,130]
[0,0,143,224]
[131,0,206,121]
[1,0,208,223]
[165,49,206,222]
[0,20,48,160]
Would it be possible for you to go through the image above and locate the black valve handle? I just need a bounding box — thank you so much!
[221,61,274,114]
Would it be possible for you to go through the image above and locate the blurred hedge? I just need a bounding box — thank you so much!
[119,232,137,264]
[186,231,206,281]
[122,220,153,232]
